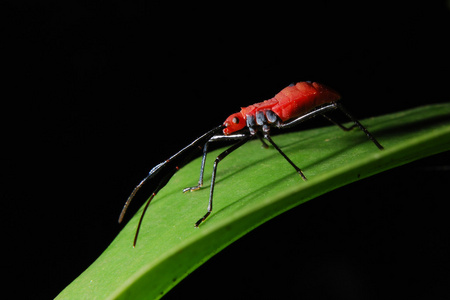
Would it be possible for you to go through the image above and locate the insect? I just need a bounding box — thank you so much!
[119,81,384,246]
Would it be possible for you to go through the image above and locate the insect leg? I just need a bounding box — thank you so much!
[278,103,339,129]
[336,103,384,150]
[255,111,270,148]
[263,133,307,181]
[183,133,250,193]
[130,142,214,247]
[183,142,209,192]
[321,114,357,131]
[256,131,269,148]
[195,134,253,227]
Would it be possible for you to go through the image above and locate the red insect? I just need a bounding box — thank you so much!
[119,81,383,246]
[223,81,342,135]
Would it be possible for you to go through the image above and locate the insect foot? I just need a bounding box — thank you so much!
[183,186,201,193]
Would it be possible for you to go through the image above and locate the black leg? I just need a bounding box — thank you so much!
[337,103,384,150]
[195,135,253,227]
[278,102,383,150]
[256,131,270,148]
[278,103,339,129]
[183,133,250,193]
[263,134,307,181]
[321,114,357,131]
[183,142,209,192]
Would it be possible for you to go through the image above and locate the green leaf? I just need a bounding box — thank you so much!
[57,103,450,299]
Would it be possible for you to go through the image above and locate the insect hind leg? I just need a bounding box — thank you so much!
[336,103,384,150]
[321,114,357,131]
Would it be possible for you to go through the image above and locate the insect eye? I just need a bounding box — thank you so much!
[232,117,239,124]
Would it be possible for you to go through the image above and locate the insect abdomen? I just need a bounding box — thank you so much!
[239,81,341,124]
[271,82,341,121]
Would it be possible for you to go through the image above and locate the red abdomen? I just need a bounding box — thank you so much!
[241,81,341,122]
[270,82,341,121]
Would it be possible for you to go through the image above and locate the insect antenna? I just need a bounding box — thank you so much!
[119,125,225,246]
[118,174,152,224]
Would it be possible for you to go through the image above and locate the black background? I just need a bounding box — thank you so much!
[2,1,450,299]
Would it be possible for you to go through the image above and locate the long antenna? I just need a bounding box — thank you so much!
[118,125,225,246]
[118,174,151,224]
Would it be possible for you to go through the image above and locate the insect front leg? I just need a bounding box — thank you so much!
[183,142,209,192]
[195,135,253,227]
[183,133,250,193]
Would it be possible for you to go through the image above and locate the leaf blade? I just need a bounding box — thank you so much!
[56,103,450,300]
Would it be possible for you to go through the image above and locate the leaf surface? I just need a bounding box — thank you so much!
[56,103,450,299]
